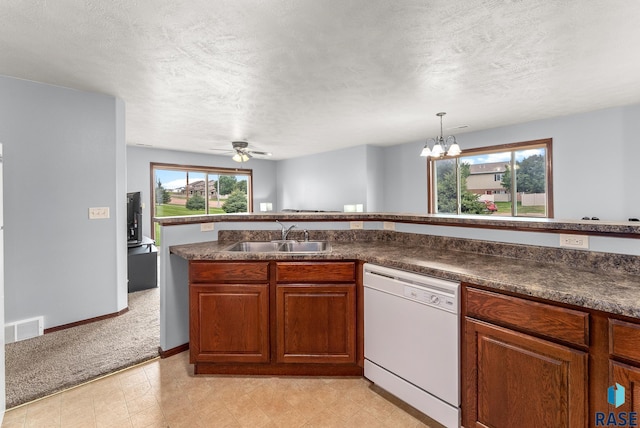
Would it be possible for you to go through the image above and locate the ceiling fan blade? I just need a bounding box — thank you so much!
[247,150,272,156]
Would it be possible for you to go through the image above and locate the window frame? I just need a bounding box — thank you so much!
[150,162,254,238]
[427,138,554,218]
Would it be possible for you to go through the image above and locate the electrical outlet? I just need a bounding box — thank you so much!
[383,222,395,231]
[559,234,589,249]
[350,221,364,230]
[88,207,110,219]
[200,223,215,232]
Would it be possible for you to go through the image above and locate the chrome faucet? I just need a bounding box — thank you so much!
[276,220,297,241]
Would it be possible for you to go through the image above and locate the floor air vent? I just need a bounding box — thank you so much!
[4,316,44,343]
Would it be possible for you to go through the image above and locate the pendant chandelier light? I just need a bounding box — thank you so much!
[420,112,461,158]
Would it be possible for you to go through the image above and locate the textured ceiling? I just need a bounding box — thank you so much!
[1,0,640,160]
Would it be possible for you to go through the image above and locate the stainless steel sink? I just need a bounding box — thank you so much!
[224,241,282,252]
[279,241,331,252]
[223,240,331,253]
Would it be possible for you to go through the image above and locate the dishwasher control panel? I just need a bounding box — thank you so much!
[363,263,460,314]
[403,285,456,311]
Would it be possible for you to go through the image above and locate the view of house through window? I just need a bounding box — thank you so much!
[428,139,553,218]
[151,163,253,240]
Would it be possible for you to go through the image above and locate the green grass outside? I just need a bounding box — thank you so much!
[494,201,546,216]
[156,204,226,216]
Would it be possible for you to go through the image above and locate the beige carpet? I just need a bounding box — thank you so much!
[4,288,160,409]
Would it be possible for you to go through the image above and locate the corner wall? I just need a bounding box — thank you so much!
[277,145,374,212]
[0,76,127,329]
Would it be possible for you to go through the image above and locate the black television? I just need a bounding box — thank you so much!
[127,191,143,247]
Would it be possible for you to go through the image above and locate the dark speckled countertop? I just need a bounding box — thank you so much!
[170,231,640,319]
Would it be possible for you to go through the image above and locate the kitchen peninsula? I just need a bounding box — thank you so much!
[159,213,640,427]
[163,212,640,317]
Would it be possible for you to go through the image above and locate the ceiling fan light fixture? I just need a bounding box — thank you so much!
[232,151,251,162]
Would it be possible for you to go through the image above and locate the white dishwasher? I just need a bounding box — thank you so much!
[363,263,460,428]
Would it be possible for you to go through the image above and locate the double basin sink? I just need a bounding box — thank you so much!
[224,240,331,254]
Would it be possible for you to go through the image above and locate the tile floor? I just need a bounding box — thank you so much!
[2,351,443,427]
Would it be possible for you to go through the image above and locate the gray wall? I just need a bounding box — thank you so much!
[276,140,426,213]
[382,141,428,213]
[277,145,375,212]
[365,145,385,212]
[622,104,640,217]
[0,75,127,329]
[383,104,640,221]
[126,146,278,237]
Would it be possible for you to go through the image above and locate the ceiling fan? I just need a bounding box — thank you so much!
[210,141,272,162]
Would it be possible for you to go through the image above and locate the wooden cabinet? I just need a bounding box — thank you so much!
[609,319,640,413]
[463,286,589,428]
[463,285,640,427]
[610,361,640,413]
[464,318,587,428]
[190,283,269,363]
[189,261,270,366]
[188,260,362,376]
[275,262,356,364]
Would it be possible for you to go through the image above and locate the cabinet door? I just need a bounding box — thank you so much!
[610,361,640,413]
[190,283,269,363]
[276,284,356,364]
[463,318,588,428]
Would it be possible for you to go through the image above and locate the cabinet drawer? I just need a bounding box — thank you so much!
[610,319,640,364]
[189,261,269,283]
[276,262,355,283]
[465,287,589,347]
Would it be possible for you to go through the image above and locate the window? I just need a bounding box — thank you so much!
[427,139,553,218]
[151,163,253,239]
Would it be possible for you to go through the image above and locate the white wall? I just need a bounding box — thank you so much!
[0,76,127,329]
[126,146,278,237]
[382,104,640,221]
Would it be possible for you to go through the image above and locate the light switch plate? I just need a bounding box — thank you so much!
[350,221,364,230]
[200,223,215,232]
[88,207,110,219]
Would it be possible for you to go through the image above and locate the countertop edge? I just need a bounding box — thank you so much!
[170,240,640,319]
